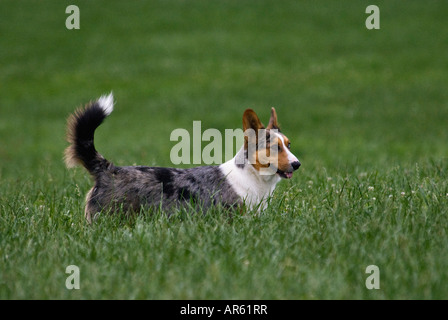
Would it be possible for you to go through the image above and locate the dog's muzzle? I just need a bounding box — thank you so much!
[277,161,301,179]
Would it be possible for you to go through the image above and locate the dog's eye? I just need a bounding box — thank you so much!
[277,145,282,152]
[287,143,291,150]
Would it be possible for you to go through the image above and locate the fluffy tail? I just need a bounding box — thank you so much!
[64,93,114,177]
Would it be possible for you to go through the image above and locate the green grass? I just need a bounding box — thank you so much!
[1,0,448,299]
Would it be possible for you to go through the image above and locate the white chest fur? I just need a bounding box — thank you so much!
[219,148,281,210]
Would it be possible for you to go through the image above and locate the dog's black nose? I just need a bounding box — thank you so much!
[291,161,301,171]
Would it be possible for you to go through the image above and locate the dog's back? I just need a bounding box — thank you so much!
[65,94,241,222]
[85,165,241,220]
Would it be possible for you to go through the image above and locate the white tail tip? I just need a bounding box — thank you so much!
[97,92,114,116]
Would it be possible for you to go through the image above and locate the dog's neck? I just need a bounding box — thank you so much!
[220,146,281,210]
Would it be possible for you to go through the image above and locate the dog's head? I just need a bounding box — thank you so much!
[242,107,301,179]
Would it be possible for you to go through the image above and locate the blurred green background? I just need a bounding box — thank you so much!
[1,0,447,300]
[1,0,447,177]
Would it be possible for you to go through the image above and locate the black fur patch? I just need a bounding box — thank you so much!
[178,187,196,203]
[154,168,174,196]
[129,187,140,194]
[187,176,197,184]
[265,130,271,149]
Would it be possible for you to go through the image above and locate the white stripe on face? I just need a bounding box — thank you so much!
[275,132,299,163]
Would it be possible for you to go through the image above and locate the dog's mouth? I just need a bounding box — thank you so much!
[276,169,294,179]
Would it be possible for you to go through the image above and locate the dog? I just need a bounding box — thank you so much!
[65,93,301,222]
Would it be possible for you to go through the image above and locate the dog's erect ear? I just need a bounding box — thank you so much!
[243,109,265,154]
[243,109,265,133]
[266,107,280,130]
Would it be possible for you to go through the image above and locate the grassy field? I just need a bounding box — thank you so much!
[1,0,448,299]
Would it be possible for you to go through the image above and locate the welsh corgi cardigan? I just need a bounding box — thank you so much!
[65,93,301,222]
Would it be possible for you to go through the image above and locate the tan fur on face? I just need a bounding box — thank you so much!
[242,107,294,173]
[275,134,292,172]
[248,133,292,173]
